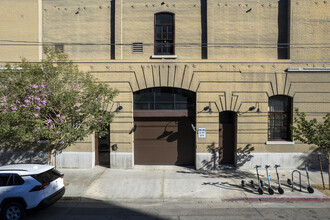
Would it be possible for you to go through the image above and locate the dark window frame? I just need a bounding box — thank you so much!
[154,12,175,55]
[268,95,292,141]
[134,87,195,111]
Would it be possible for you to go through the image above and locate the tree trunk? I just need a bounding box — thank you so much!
[47,148,50,165]
[54,149,57,169]
[50,148,55,166]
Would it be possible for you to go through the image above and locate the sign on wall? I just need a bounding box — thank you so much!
[198,128,206,139]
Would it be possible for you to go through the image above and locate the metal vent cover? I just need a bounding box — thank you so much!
[54,44,64,53]
[132,43,143,53]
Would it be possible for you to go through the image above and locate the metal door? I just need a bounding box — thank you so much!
[95,130,110,167]
[219,111,236,165]
[134,117,195,165]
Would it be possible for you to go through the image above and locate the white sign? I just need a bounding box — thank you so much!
[198,128,206,138]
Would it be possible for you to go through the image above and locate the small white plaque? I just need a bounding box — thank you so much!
[198,128,206,138]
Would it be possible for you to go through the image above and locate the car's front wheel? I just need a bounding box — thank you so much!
[2,202,26,220]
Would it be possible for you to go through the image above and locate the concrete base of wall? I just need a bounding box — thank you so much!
[196,153,219,170]
[0,151,48,166]
[110,152,133,169]
[56,152,95,169]
[0,151,95,169]
[0,151,133,169]
[0,151,327,170]
[237,153,327,169]
[196,152,327,170]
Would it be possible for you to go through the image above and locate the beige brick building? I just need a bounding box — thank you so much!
[1,0,329,169]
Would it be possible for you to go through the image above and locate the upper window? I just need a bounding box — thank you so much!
[154,13,175,55]
[268,96,292,141]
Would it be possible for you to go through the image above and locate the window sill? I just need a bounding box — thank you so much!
[151,55,177,59]
[266,141,295,145]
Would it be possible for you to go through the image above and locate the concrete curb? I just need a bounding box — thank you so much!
[223,196,330,202]
[61,195,330,203]
[61,196,238,205]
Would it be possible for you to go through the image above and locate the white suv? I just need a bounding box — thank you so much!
[0,164,65,220]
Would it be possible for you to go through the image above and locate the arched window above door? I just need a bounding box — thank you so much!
[134,87,195,111]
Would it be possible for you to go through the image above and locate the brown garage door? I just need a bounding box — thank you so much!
[134,117,195,165]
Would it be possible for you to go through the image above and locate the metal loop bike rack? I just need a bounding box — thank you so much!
[291,170,302,192]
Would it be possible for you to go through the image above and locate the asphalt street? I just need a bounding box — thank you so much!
[26,198,330,220]
[28,165,329,219]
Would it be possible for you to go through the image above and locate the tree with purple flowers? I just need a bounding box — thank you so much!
[0,47,118,163]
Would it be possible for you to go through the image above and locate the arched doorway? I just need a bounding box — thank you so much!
[219,111,237,165]
[133,87,196,166]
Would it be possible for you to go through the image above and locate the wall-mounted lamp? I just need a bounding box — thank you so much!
[248,106,256,111]
[112,144,118,151]
[238,102,262,115]
[129,125,137,134]
[115,105,123,113]
[203,102,213,113]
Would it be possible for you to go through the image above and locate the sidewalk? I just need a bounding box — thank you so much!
[59,165,330,202]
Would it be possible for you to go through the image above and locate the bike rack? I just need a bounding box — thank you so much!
[290,170,302,192]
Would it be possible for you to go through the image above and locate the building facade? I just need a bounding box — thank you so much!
[1,0,329,169]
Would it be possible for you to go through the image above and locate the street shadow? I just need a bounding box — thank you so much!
[202,181,259,195]
[26,197,166,220]
[280,182,313,194]
[176,166,255,180]
[176,164,265,195]
[201,180,310,196]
